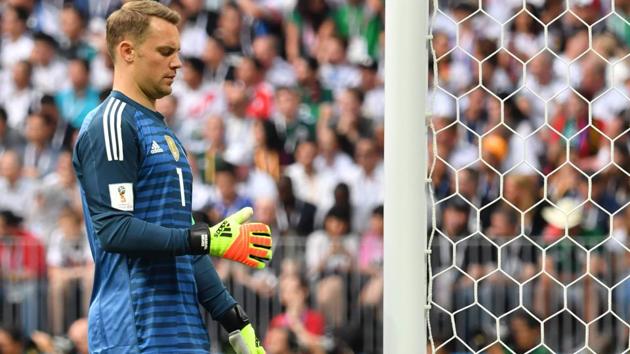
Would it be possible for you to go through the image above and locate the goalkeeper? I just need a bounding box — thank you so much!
[72,1,269,353]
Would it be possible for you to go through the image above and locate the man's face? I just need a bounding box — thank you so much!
[132,17,182,100]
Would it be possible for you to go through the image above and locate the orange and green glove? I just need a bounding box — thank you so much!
[189,207,272,269]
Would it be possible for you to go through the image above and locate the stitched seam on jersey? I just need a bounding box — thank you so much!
[117,102,126,161]
[102,98,115,161]
[125,258,141,350]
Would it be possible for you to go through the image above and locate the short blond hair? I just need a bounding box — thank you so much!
[106,0,180,60]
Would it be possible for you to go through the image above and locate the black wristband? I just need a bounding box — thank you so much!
[188,223,210,255]
[219,304,250,333]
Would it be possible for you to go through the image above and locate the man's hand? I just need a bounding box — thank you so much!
[209,207,272,269]
[228,323,265,354]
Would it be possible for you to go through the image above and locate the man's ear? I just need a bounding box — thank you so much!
[119,40,135,63]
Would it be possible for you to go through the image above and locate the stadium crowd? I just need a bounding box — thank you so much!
[429,0,630,353]
[0,0,629,353]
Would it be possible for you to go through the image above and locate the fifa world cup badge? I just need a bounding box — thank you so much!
[118,185,127,203]
[164,135,180,161]
[108,183,134,211]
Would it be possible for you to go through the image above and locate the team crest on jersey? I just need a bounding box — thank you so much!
[164,135,180,161]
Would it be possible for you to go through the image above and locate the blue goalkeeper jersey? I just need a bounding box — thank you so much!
[73,91,235,353]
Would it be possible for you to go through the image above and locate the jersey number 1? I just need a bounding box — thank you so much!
[176,167,185,207]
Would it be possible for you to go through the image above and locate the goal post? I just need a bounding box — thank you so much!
[384,1,429,353]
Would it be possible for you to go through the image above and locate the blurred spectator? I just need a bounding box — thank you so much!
[265,326,300,354]
[252,34,296,87]
[30,32,67,95]
[58,4,96,61]
[30,149,81,244]
[314,127,354,182]
[548,92,604,170]
[0,327,27,354]
[266,273,326,354]
[503,174,545,236]
[0,210,46,335]
[47,209,92,335]
[196,115,227,186]
[293,56,333,120]
[358,59,383,123]
[214,3,250,59]
[285,0,335,62]
[331,0,383,64]
[346,138,382,232]
[318,35,361,95]
[358,205,383,307]
[507,312,545,354]
[169,0,210,59]
[67,317,88,354]
[172,56,225,151]
[209,157,253,220]
[1,60,41,132]
[201,35,236,83]
[235,0,286,40]
[22,112,58,179]
[253,119,284,181]
[90,48,114,94]
[236,56,275,120]
[54,57,100,129]
[0,150,38,218]
[0,107,25,155]
[327,88,372,155]
[275,175,317,237]
[1,5,33,74]
[305,206,358,327]
[284,139,336,214]
[272,86,316,157]
[505,5,544,62]
[224,81,255,164]
[518,51,567,128]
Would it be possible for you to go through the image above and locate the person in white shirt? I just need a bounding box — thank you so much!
[29,32,68,95]
[346,138,383,233]
[358,60,384,123]
[1,61,42,131]
[305,205,358,326]
[172,57,225,152]
[252,34,297,88]
[1,5,34,73]
[284,139,336,215]
[201,35,236,84]
[518,51,567,128]
[0,150,38,218]
[223,81,254,165]
[318,35,361,96]
[314,127,355,182]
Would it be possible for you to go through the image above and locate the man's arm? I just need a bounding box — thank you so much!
[193,255,265,354]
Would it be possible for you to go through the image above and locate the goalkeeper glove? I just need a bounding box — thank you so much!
[220,304,265,354]
[189,207,272,269]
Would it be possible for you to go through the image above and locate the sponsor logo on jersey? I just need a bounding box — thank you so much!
[150,140,164,154]
[164,135,180,161]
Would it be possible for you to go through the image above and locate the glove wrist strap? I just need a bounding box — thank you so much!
[219,304,250,333]
[189,223,210,255]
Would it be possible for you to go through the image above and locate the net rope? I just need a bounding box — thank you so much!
[428,1,630,353]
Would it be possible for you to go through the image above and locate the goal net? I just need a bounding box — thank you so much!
[427,0,630,353]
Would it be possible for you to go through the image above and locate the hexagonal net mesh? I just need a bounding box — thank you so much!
[427,1,630,353]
